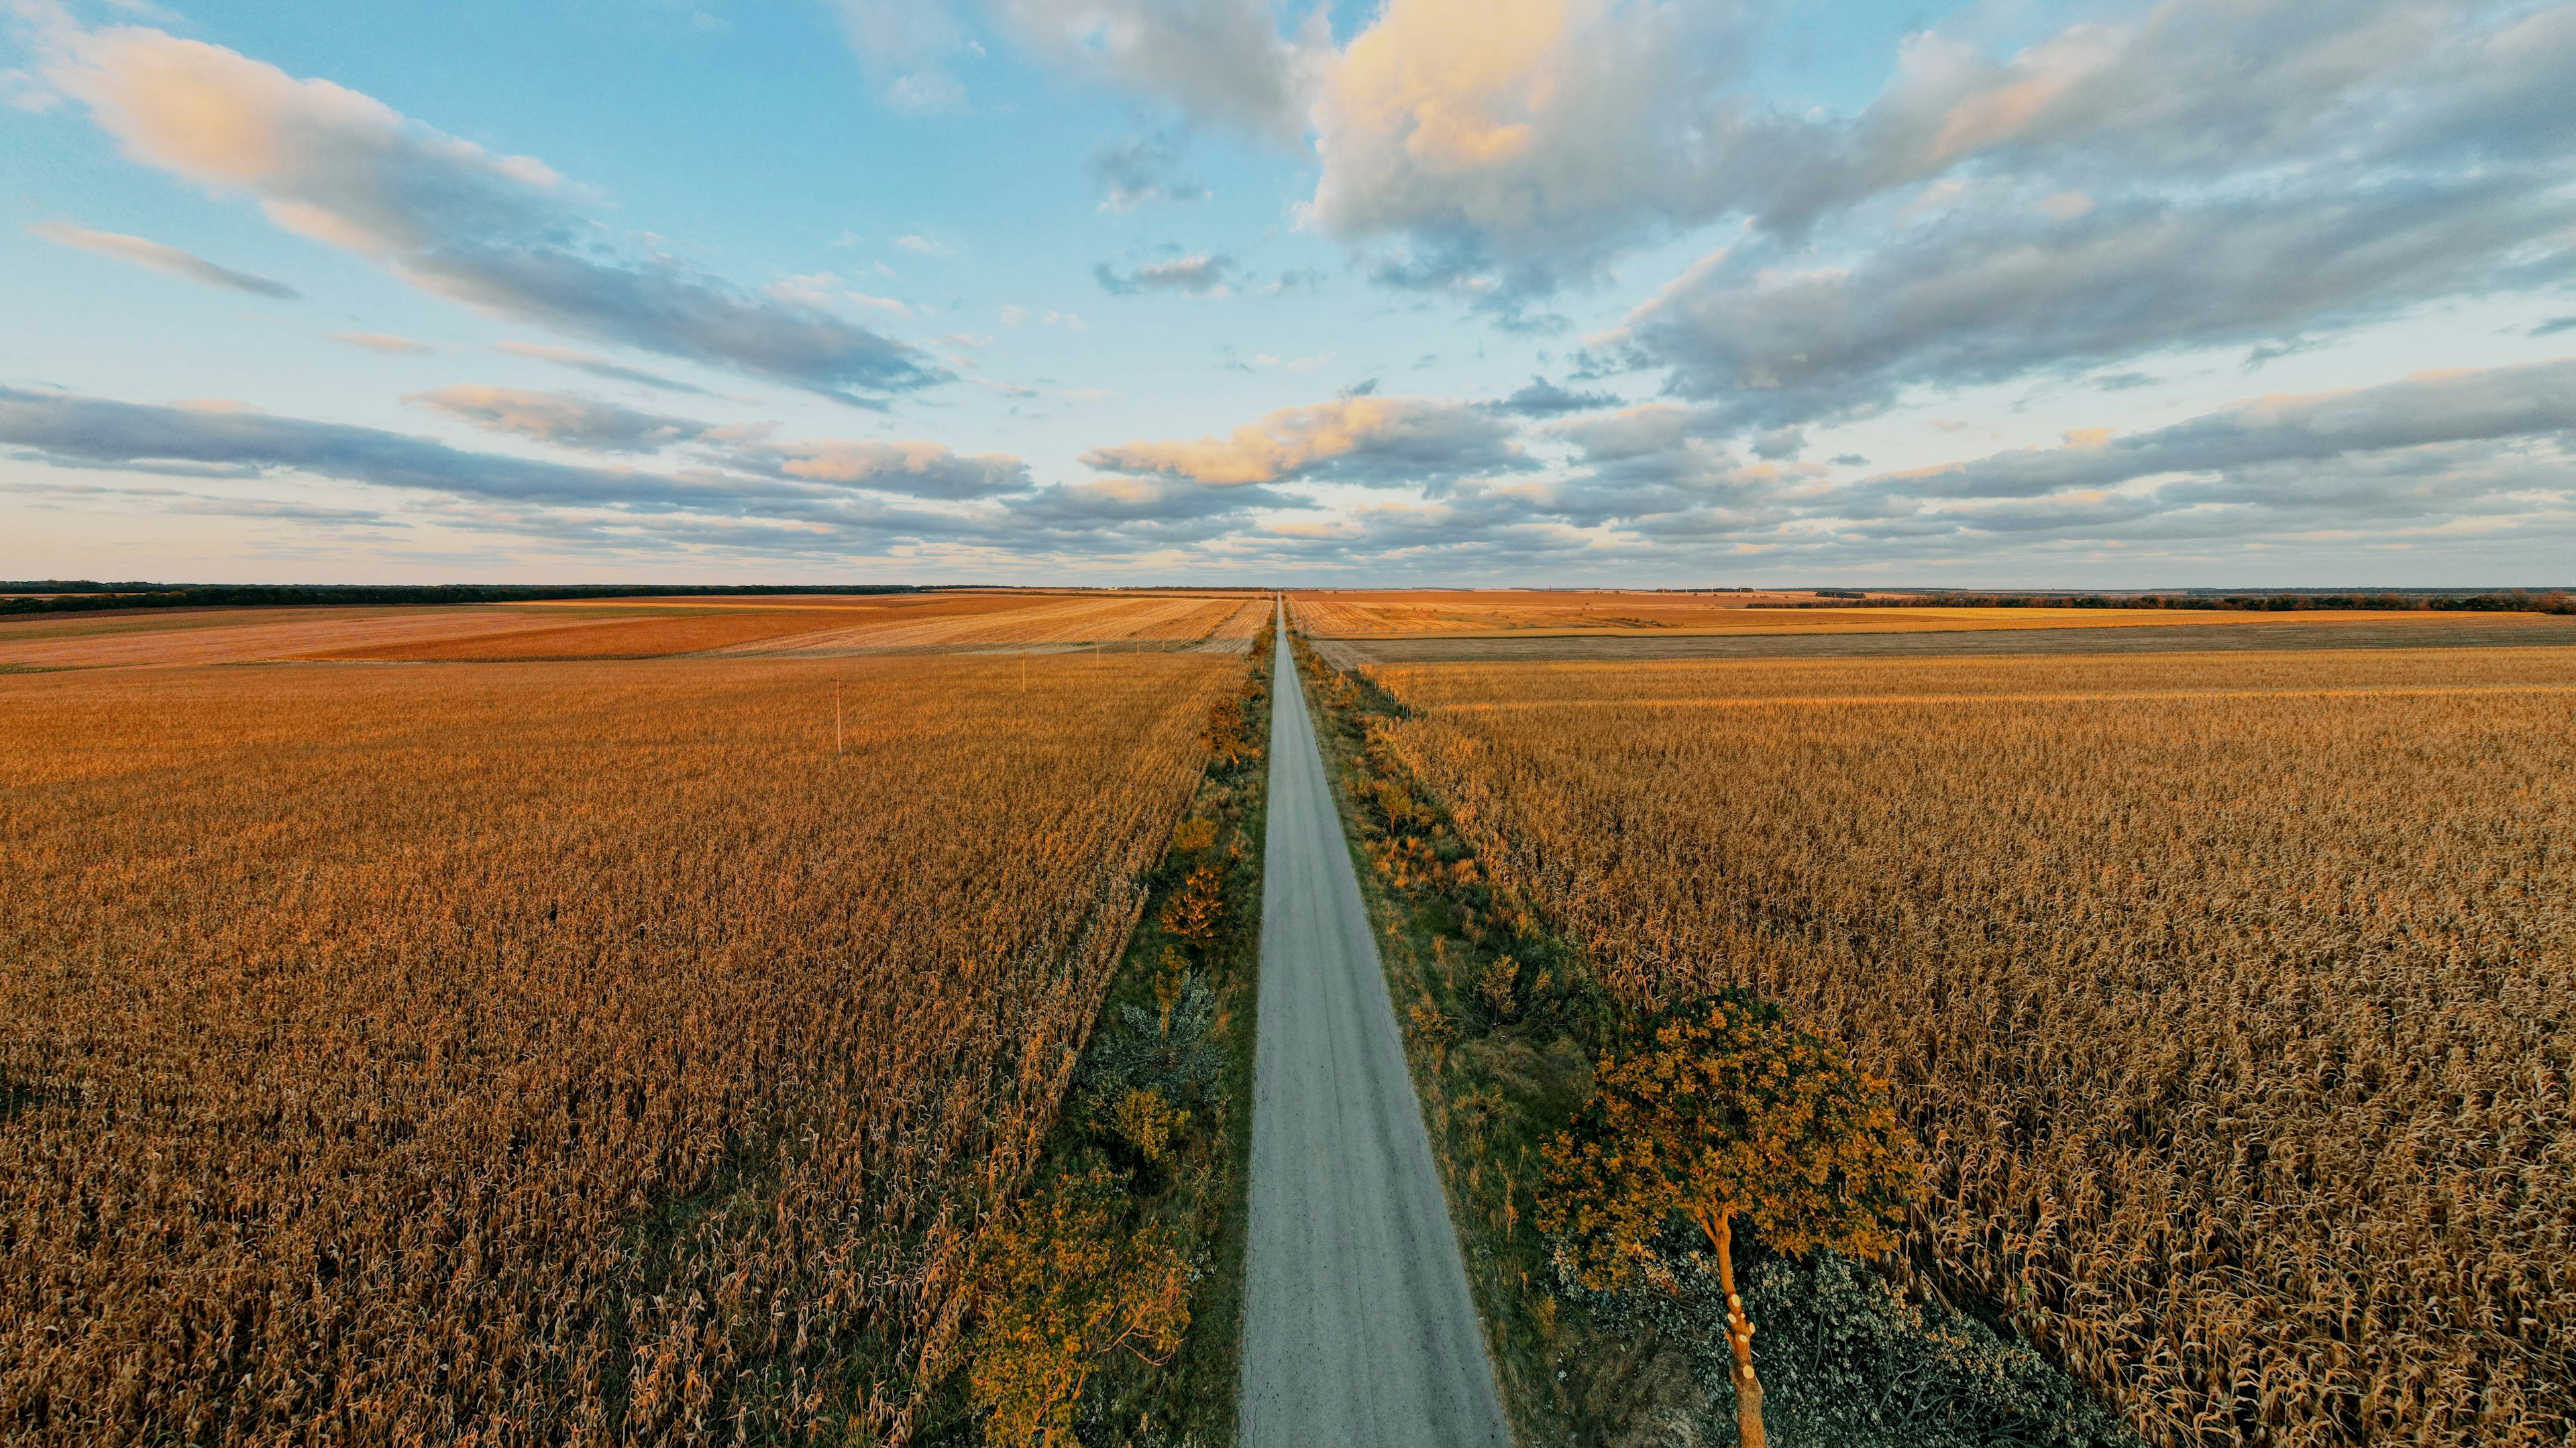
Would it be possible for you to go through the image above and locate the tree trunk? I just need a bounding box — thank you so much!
[1707,1213,1765,1448]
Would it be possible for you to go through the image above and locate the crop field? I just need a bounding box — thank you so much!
[0,591,1265,669]
[1352,645,2576,1446]
[0,649,1235,1443]
[1287,591,2465,639]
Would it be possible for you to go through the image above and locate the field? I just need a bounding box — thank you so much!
[1348,645,2576,1446]
[0,648,1237,1443]
[1285,590,2497,640]
[0,591,1267,669]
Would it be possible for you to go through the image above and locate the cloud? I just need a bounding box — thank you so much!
[332,331,435,355]
[0,382,1055,567]
[1094,252,1233,296]
[492,342,716,395]
[1485,374,1618,416]
[39,23,941,404]
[830,0,973,113]
[731,438,1032,498]
[406,385,710,453]
[1864,358,2576,502]
[0,384,736,508]
[1089,131,1209,211]
[1612,177,2576,434]
[28,219,299,298]
[1081,394,1527,487]
[1308,0,1782,298]
[987,0,1314,142]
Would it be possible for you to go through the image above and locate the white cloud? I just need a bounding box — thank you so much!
[35,22,941,403]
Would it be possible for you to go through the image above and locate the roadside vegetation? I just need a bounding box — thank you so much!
[1289,632,2136,1447]
[926,624,1275,1448]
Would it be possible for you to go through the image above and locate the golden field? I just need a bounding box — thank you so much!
[1356,645,2576,1446]
[0,590,1267,669]
[1287,590,2550,641]
[0,649,1234,1444]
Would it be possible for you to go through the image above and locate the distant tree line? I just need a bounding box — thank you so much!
[0,581,926,617]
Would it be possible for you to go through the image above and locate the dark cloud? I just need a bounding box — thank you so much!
[48,26,942,405]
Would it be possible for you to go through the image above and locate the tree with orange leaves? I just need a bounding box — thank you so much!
[1540,990,1918,1448]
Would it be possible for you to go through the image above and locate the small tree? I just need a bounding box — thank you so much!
[1539,991,1918,1448]
[967,1168,1193,1445]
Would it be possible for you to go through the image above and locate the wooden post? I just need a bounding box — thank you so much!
[835,681,843,757]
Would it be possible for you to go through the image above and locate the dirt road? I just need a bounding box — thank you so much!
[1238,603,1513,1447]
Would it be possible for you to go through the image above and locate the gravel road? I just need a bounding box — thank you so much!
[1238,603,1513,1448]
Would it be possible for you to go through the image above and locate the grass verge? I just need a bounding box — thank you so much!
[915,627,1274,1447]
[1288,630,2140,1448]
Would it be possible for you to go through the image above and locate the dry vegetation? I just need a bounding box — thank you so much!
[1350,645,2576,1446]
[1288,592,2532,641]
[0,592,1267,670]
[0,650,1236,1444]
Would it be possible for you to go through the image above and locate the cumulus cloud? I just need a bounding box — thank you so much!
[405,386,710,453]
[1309,0,1776,296]
[1095,252,1234,296]
[36,23,941,404]
[1082,394,1527,486]
[29,219,299,298]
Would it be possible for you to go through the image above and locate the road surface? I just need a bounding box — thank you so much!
[1238,602,1513,1448]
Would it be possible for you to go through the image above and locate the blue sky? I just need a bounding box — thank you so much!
[2,0,2571,586]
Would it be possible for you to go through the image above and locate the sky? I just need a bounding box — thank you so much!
[1,0,2571,587]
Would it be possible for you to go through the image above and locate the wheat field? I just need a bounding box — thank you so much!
[1352,645,2576,1447]
[0,651,1233,1445]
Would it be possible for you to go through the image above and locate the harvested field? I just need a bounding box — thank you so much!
[0,607,590,669]
[0,651,1233,1444]
[1352,645,2576,1447]
[1316,614,2576,665]
[301,610,841,661]
[718,592,1261,656]
[0,591,1271,669]
[1286,591,2465,639]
